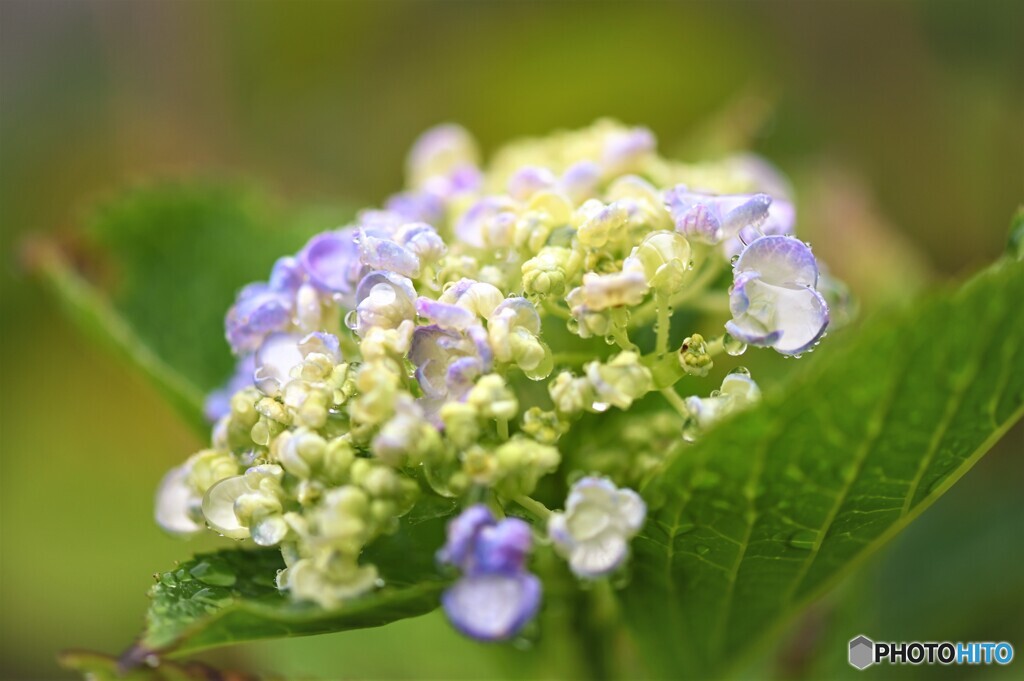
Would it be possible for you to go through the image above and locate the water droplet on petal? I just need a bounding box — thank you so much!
[344,309,358,330]
[728,366,751,376]
[681,417,701,443]
[591,401,610,413]
[723,332,747,356]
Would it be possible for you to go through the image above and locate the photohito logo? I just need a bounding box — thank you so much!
[848,635,1014,670]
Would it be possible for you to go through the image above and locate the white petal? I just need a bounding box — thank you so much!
[154,465,202,536]
[254,333,304,397]
[765,285,829,355]
[614,488,647,533]
[570,531,628,577]
[202,475,251,539]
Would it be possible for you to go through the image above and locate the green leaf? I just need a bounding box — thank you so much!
[621,259,1024,678]
[127,512,452,662]
[32,183,352,432]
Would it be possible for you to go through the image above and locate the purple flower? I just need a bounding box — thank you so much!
[560,161,602,204]
[353,271,418,336]
[225,282,293,354]
[665,186,774,245]
[725,197,795,260]
[602,126,656,174]
[442,573,541,642]
[385,190,446,226]
[507,166,556,201]
[409,325,492,406]
[299,228,362,297]
[725,235,829,356]
[455,196,518,249]
[438,505,541,641]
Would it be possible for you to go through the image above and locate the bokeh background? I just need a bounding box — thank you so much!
[1,1,1022,679]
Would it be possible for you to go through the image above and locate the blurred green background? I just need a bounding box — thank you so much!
[1,1,1022,679]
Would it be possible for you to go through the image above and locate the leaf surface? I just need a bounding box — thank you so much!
[34,183,350,431]
[621,259,1024,678]
[129,512,451,660]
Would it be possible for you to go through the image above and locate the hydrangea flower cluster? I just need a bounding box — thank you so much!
[157,120,834,641]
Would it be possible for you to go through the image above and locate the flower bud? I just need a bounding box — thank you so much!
[467,374,518,421]
[586,352,653,410]
[679,333,714,377]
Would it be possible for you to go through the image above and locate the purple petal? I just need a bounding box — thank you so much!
[299,228,361,294]
[416,297,477,330]
[560,161,602,203]
[508,166,556,201]
[474,518,533,574]
[437,504,495,568]
[386,190,445,225]
[355,270,418,307]
[665,187,723,243]
[603,127,656,170]
[225,284,293,353]
[734,235,818,288]
[442,573,541,642]
[358,230,421,278]
[268,256,305,293]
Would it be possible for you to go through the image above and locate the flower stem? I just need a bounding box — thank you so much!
[654,293,671,356]
[497,417,509,441]
[542,299,572,320]
[514,495,552,521]
[660,387,690,419]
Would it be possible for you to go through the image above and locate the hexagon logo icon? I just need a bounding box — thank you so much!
[849,635,875,670]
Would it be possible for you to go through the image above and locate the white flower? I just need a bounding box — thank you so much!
[726,235,829,355]
[202,464,285,544]
[685,371,762,431]
[154,464,203,536]
[548,477,646,578]
[585,352,653,411]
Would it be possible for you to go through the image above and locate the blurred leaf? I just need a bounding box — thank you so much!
[33,183,353,432]
[621,259,1024,678]
[127,512,451,661]
[59,649,258,681]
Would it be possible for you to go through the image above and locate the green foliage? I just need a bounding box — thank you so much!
[130,512,451,660]
[620,259,1024,678]
[35,183,352,431]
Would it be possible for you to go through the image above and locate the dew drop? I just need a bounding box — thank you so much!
[681,418,701,443]
[374,578,386,588]
[189,559,237,587]
[730,254,740,265]
[591,401,610,413]
[674,515,698,535]
[728,366,751,376]
[722,333,747,356]
[695,544,711,555]
[344,310,359,330]
[603,335,617,345]
[566,318,580,334]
